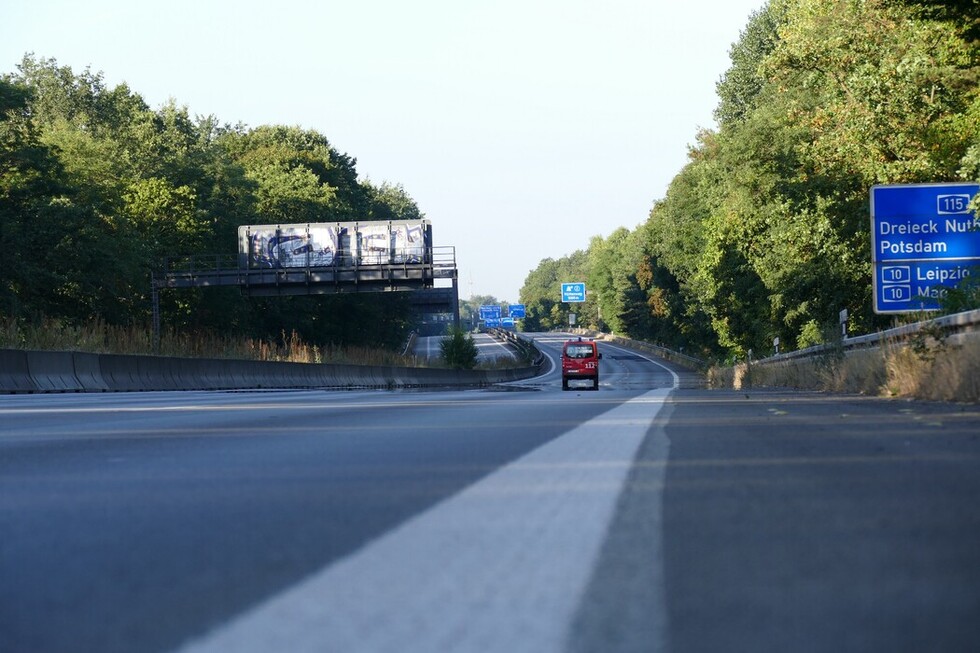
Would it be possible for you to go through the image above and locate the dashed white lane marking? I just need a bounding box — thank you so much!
[174,388,672,653]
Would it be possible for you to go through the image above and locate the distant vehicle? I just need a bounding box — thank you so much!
[561,337,601,391]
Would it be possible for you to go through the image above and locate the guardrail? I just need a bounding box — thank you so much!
[757,308,980,365]
[402,331,418,357]
[487,329,546,370]
[0,348,539,394]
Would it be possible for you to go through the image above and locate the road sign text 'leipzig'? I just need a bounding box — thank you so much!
[871,183,979,313]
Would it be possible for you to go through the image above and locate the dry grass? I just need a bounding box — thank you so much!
[712,332,980,403]
[0,316,426,367]
[0,315,536,370]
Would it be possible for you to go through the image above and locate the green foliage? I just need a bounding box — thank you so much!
[0,55,424,352]
[715,3,784,125]
[519,249,593,332]
[440,325,478,369]
[520,0,979,359]
[365,181,426,222]
[933,265,980,314]
[458,294,507,329]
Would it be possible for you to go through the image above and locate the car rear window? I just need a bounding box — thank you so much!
[565,344,595,358]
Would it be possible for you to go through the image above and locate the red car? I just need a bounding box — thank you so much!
[561,338,601,391]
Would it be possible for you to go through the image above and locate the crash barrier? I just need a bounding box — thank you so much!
[754,308,980,364]
[486,329,546,370]
[0,348,539,393]
[402,331,418,357]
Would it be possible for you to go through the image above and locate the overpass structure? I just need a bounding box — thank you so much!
[151,247,460,347]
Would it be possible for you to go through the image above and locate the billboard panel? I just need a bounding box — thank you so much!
[392,222,426,263]
[358,223,391,265]
[238,220,431,269]
[307,225,342,266]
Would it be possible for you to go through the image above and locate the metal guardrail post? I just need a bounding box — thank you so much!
[151,274,161,354]
[756,308,980,365]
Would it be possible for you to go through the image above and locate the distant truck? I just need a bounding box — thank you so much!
[238,220,432,269]
[561,337,601,391]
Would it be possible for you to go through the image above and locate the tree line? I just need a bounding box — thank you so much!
[0,55,427,350]
[519,0,980,359]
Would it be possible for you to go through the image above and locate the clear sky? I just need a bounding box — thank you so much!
[2,0,765,303]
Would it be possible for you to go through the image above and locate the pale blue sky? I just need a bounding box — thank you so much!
[2,0,765,302]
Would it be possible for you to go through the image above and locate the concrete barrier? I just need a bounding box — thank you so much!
[27,350,84,392]
[0,349,37,393]
[99,354,146,391]
[0,348,541,394]
[137,356,180,391]
[73,352,109,391]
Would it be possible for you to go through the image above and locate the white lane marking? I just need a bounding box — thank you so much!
[474,333,515,360]
[174,388,673,653]
[597,341,681,387]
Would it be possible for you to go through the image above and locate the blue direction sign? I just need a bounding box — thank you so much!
[508,304,526,319]
[561,283,587,303]
[483,318,501,328]
[871,183,979,313]
[479,305,502,321]
[501,317,516,328]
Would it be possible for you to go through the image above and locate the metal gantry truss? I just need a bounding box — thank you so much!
[151,247,460,350]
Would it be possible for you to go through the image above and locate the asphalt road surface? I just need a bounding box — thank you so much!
[2,333,978,652]
[413,331,515,362]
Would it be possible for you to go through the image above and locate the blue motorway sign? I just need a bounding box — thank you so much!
[871,183,979,313]
[483,318,501,328]
[561,282,587,303]
[479,305,502,320]
[501,317,516,328]
[508,304,526,319]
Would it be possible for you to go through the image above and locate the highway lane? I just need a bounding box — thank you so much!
[0,339,676,653]
[413,332,516,363]
[2,335,979,652]
[654,389,980,652]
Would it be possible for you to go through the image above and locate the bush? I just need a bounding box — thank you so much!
[440,326,479,370]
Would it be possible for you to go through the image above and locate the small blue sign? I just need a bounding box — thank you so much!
[483,318,501,328]
[871,183,979,313]
[501,317,516,328]
[561,283,587,303]
[508,304,526,319]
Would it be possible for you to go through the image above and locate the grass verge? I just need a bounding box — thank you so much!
[0,316,425,367]
[0,317,531,371]
[709,332,980,403]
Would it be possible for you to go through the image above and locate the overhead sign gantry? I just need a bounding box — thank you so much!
[152,219,460,347]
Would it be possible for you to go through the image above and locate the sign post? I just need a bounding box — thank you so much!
[871,183,980,313]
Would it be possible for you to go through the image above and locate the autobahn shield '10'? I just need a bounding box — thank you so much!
[871,183,980,313]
